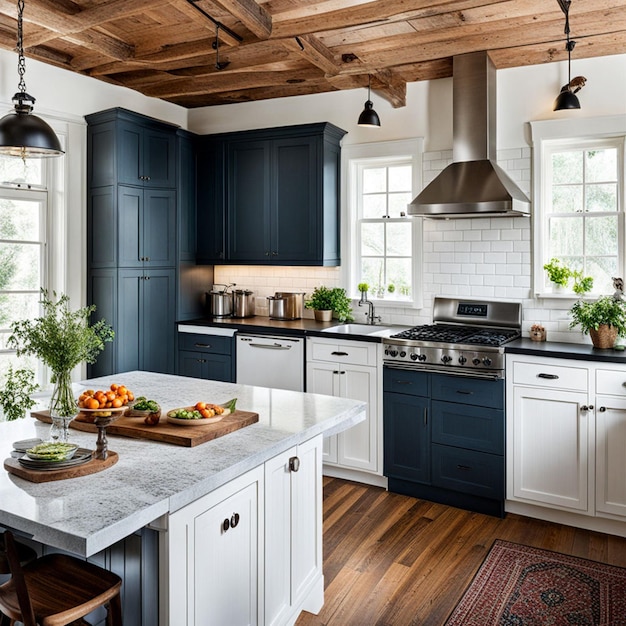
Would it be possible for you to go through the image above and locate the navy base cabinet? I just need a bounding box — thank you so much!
[178,332,235,383]
[384,368,505,517]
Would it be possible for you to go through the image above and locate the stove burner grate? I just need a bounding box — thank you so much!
[390,324,520,347]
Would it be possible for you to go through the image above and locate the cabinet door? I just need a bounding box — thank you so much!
[596,395,626,518]
[143,189,176,267]
[118,121,143,187]
[178,350,206,379]
[271,136,318,263]
[142,269,175,374]
[383,392,431,484]
[228,139,271,262]
[143,128,176,188]
[87,269,117,378]
[194,483,259,626]
[337,364,378,472]
[306,361,339,463]
[178,133,197,261]
[197,139,226,263]
[117,269,142,373]
[89,187,117,268]
[179,351,233,382]
[511,386,589,512]
[118,186,143,268]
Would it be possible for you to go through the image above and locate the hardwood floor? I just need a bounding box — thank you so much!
[295,477,626,626]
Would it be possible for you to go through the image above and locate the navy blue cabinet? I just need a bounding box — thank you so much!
[383,368,505,517]
[178,332,235,382]
[196,122,346,266]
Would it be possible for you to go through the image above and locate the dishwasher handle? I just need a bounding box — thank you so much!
[247,342,292,350]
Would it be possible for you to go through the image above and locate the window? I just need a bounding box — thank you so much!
[531,116,626,297]
[343,139,423,307]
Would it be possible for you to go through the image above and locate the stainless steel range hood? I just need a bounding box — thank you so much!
[408,52,530,218]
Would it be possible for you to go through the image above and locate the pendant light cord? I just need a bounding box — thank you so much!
[562,0,574,83]
[16,0,26,95]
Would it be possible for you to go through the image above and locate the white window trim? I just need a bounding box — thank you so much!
[530,114,626,298]
[341,138,424,310]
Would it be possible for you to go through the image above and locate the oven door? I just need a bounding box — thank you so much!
[383,360,503,380]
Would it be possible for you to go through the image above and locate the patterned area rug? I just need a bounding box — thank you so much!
[445,539,626,625]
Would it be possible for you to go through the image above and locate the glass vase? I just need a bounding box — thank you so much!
[48,370,78,443]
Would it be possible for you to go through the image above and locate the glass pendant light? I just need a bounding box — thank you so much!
[358,75,381,128]
[0,0,64,158]
[553,0,583,111]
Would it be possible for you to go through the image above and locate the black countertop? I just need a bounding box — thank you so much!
[506,337,626,364]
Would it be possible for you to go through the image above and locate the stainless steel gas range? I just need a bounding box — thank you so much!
[383,296,522,379]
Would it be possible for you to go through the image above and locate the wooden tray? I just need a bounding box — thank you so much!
[4,451,118,483]
[31,409,259,447]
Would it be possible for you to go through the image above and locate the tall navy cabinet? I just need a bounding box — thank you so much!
[86,108,180,377]
[196,122,346,266]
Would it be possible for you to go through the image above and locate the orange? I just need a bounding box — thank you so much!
[86,398,100,410]
[195,401,206,411]
[112,398,123,408]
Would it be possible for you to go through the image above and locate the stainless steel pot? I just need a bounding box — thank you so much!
[207,285,234,317]
[232,289,255,318]
[267,292,305,320]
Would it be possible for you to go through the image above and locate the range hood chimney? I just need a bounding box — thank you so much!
[408,51,530,218]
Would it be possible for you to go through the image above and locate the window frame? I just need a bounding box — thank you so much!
[342,138,424,309]
[531,115,626,298]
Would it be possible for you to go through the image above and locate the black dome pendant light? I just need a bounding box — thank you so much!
[0,0,64,158]
[358,75,381,128]
[553,0,586,111]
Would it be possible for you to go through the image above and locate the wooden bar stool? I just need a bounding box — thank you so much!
[0,530,123,626]
[0,532,37,575]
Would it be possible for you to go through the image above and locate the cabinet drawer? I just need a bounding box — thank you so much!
[431,400,503,455]
[383,368,429,397]
[431,374,503,409]
[432,444,503,500]
[178,332,232,355]
[307,339,377,366]
[512,360,588,391]
[596,368,626,397]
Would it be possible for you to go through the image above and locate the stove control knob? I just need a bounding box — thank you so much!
[390,350,398,357]
[410,353,418,361]
[384,348,389,356]
[441,355,452,364]
[418,354,427,362]
[400,351,406,358]
[458,356,467,365]
[482,357,492,367]
[472,358,481,366]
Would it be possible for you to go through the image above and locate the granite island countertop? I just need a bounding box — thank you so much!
[0,371,365,557]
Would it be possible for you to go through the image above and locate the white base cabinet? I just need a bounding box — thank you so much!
[506,354,626,536]
[306,337,383,483]
[165,435,324,626]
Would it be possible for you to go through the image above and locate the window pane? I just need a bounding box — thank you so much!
[362,167,386,193]
[361,257,384,292]
[552,151,583,184]
[586,216,618,256]
[587,257,617,294]
[552,185,583,213]
[0,243,41,290]
[386,222,412,256]
[586,148,617,183]
[0,157,43,186]
[386,258,412,297]
[388,192,412,217]
[549,217,582,256]
[0,293,40,334]
[388,165,411,192]
[586,183,618,212]
[361,223,384,256]
[0,198,42,240]
[362,194,386,218]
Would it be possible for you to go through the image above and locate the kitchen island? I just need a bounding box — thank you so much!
[0,371,366,626]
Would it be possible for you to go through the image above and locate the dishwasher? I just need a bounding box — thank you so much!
[236,334,304,391]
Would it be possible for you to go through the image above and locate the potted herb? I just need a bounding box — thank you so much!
[572,270,594,296]
[543,258,572,291]
[305,286,354,323]
[8,290,114,440]
[0,365,39,421]
[387,284,395,295]
[569,295,626,349]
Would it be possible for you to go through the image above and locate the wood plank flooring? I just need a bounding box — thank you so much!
[295,477,626,626]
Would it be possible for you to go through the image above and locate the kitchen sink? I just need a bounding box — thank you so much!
[321,323,399,337]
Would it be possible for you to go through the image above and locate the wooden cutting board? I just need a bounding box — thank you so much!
[31,409,259,447]
[4,452,118,483]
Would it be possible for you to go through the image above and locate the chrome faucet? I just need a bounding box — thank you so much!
[358,291,381,325]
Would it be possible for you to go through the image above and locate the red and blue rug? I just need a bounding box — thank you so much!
[445,539,626,625]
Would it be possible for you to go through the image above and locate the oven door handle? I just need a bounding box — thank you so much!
[383,361,502,381]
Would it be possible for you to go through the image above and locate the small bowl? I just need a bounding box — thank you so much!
[26,442,79,461]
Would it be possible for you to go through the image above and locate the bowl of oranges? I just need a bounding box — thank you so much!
[76,383,135,422]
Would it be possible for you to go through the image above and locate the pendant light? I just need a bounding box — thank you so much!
[553,0,586,111]
[0,0,64,158]
[358,75,381,128]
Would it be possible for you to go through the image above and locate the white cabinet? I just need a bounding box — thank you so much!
[168,467,263,626]
[265,436,323,626]
[306,337,382,479]
[507,354,626,535]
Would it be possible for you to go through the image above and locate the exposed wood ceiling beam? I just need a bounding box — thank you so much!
[209,0,272,39]
[282,34,340,75]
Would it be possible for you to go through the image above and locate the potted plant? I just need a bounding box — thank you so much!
[572,271,594,296]
[569,295,626,349]
[305,286,354,323]
[0,365,39,421]
[8,290,114,441]
[387,284,395,295]
[543,258,572,292]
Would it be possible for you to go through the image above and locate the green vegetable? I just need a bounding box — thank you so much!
[172,409,203,419]
[132,397,159,412]
[222,398,237,412]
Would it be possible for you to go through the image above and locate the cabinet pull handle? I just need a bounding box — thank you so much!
[456,390,473,395]
[457,464,472,471]
[265,251,270,256]
[196,358,206,363]
[622,382,626,388]
[537,373,559,379]
[599,406,607,412]
[423,407,428,426]
[581,405,594,412]
[272,251,278,256]
[194,343,211,348]
[230,512,240,528]
[222,518,230,532]
[331,351,349,356]
[396,380,412,385]
[289,456,300,472]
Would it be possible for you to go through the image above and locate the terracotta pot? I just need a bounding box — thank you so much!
[314,309,333,322]
[589,324,618,349]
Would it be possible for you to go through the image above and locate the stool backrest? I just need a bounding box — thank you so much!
[4,530,37,626]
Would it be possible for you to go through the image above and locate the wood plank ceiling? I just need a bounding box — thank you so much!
[0,0,623,108]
